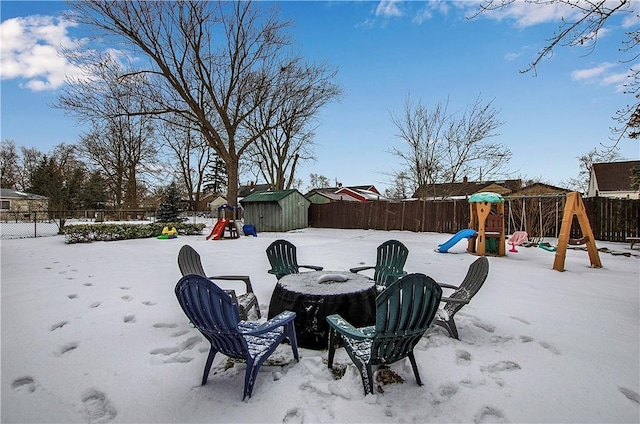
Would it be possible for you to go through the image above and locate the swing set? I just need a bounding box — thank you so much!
[506,192,601,271]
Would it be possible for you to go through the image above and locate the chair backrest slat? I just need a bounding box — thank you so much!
[175,275,246,358]
[266,239,300,278]
[373,240,409,287]
[178,245,207,277]
[444,257,489,316]
[371,273,442,364]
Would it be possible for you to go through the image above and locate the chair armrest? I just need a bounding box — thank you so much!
[441,296,470,305]
[239,311,296,336]
[349,265,374,273]
[326,314,374,340]
[208,275,254,293]
[437,282,459,290]
[300,265,323,271]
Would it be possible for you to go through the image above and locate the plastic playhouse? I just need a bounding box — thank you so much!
[467,192,506,257]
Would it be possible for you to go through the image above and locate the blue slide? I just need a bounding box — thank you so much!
[436,229,477,253]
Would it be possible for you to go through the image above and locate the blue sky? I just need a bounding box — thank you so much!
[1,1,638,192]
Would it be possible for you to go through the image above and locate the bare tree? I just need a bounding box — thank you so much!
[64,1,338,205]
[0,140,19,189]
[307,173,332,191]
[390,95,510,199]
[564,147,620,193]
[245,60,342,190]
[57,52,158,208]
[157,117,216,210]
[471,0,639,144]
[17,146,45,192]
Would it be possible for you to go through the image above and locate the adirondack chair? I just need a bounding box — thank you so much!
[266,239,323,279]
[177,244,260,320]
[350,239,409,289]
[434,256,489,339]
[326,273,442,395]
[175,274,299,400]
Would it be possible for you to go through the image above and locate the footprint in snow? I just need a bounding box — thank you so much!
[81,388,117,424]
[482,361,521,373]
[475,406,508,423]
[55,342,79,356]
[618,386,640,404]
[124,315,136,323]
[509,316,530,324]
[456,349,472,365]
[11,376,36,393]
[68,294,78,299]
[142,301,156,306]
[50,321,68,331]
[89,301,101,309]
[83,282,93,287]
[153,323,178,329]
[538,341,561,355]
[283,407,305,424]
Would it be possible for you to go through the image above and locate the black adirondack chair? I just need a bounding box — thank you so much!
[266,239,323,279]
[434,256,489,339]
[350,239,409,289]
[177,244,260,320]
[326,273,442,395]
[175,275,299,400]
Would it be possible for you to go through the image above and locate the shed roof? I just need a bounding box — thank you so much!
[240,189,302,203]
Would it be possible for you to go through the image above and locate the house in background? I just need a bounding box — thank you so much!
[510,182,569,197]
[240,189,310,232]
[306,185,387,203]
[412,177,522,200]
[587,160,640,199]
[238,182,271,202]
[0,189,48,214]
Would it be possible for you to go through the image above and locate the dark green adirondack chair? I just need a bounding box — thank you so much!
[350,239,409,289]
[434,256,489,339]
[266,239,323,279]
[326,273,442,395]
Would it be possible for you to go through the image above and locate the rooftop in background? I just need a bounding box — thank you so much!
[412,178,523,200]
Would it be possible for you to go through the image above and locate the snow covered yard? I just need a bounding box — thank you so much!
[1,228,638,423]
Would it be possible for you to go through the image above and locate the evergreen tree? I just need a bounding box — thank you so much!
[82,171,108,209]
[203,156,228,195]
[156,182,184,223]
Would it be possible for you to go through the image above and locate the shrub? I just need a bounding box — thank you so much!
[63,222,206,244]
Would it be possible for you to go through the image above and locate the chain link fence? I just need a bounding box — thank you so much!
[0,210,218,240]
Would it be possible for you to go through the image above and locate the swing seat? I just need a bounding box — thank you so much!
[508,231,528,253]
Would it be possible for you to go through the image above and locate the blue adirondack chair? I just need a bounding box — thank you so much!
[177,244,260,320]
[266,239,323,279]
[175,274,299,400]
[327,273,442,395]
[350,239,409,288]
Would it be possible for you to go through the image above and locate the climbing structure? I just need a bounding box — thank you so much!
[552,192,602,271]
[467,192,506,257]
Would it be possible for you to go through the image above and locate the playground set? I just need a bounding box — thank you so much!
[436,191,602,272]
[206,204,258,240]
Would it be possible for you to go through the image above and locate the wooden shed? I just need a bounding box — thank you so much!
[240,189,310,232]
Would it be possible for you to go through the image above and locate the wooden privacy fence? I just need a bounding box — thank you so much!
[309,196,640,243]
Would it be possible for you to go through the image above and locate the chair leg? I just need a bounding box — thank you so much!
[202,347,218,385]
[362,363,374,395]
[327,327,336,368]
[286,322,299,361]
[243,358,261,400]
[434,319,459,340]
[408,352,422,386]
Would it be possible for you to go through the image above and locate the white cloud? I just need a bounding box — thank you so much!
[622,11,640,28]
[571,62,616,81]
[0,15,84,91]
[571,62,636,92]
[504,52,521,61]
[375,1,403,18]
[469,1,581,28]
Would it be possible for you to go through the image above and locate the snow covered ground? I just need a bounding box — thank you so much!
[1,227,639,423]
